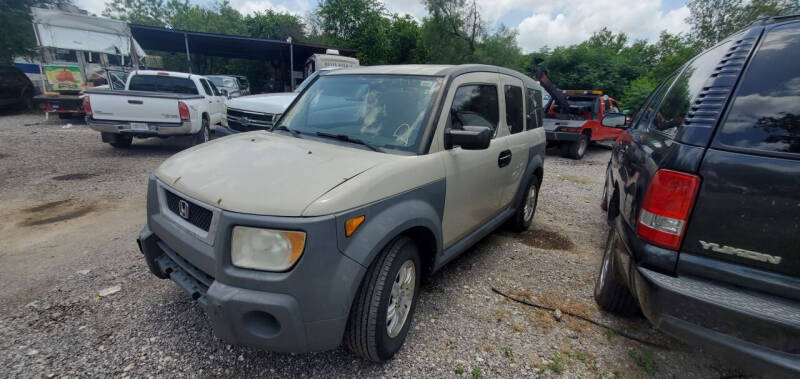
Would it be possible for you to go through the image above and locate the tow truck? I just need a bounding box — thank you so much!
[533,68,626,160]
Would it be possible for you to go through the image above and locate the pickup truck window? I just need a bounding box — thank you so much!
[649,36,735,137]
[199,79,213,96]
[505,85,524,134]
[716,23,800,155]
[451,84,499,134]
[208,81,222,96]
[128,75,199,95]
[278,75,443,153]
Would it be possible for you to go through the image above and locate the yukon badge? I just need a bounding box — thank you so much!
[699,241,782,265]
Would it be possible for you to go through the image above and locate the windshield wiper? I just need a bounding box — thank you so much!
[314,132,384,153]
[271,125,301,138]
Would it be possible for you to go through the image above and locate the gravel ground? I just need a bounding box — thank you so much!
[0,110,744,378]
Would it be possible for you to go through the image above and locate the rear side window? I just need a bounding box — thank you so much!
[504,85,524,134]
[650,37,735,137]
[631,73,676,130]
[526,88,543,128]
[450,84,499,135]
[199,79,212,96]
[128,75,199,95]
[716,23,800,156]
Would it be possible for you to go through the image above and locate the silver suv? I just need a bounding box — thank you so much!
[137,64,547,361]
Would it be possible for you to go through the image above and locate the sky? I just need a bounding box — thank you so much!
[75,0,692,52]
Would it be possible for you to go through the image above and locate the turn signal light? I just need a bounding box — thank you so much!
[637,169,701,250]
[178,101,190,121]
[345,215,365,237]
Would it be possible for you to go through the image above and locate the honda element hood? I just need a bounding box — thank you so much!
[155,132,396,216]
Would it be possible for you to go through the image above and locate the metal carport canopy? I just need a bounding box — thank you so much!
[129,24,356,62]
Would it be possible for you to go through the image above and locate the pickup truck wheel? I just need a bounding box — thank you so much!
[345,236,421,362]
[192,118,210,146]
[563,134,588,160]
[21,92,33,110]
[109,135,133,148]
[508,175,539,232]
[594,228,639,316]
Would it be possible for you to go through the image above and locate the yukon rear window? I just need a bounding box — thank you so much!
[128,75,198,95]
[715,23,800,156]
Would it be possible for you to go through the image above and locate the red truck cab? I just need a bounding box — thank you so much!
[543,90,626,159]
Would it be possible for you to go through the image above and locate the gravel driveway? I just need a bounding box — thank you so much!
[0,111,742,378]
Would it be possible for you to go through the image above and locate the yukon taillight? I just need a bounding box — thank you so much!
[82,96,92,116]
[178,101,190,121]
[637,169,701,251]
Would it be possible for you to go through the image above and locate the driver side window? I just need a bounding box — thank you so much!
[449,84,499,136]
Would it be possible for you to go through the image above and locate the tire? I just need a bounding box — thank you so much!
[508,175,539,232]
[345,236,421,362]
[109,135,133,148]
[601,164,610,211]
[562,134,588,160]
[594,228,639,316]
[192,117,210,146]
[58,113,72,119]
[20,92,33,110]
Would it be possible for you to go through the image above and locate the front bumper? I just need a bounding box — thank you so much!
[545,131,580,142]
[87,118,194,137]
[137,177,366,352]
[633,266,800,376]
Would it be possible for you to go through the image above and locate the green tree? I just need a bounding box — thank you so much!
[314,0,391,64]
[387,14,423,64]
[246,9,306,41]
[620,76,657,112]
[474,25,524,71]
[422,0,483,61]
[0,0,72,65]
[687,0,799,47]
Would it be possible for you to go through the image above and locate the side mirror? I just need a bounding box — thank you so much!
[219,88,230,98]
[601,113,629,129]
[445,126,492,150]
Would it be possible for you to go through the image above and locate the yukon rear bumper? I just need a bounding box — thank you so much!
[87,118,194,136]
[633,266,800,377]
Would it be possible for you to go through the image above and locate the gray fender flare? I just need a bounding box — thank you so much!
[335,197,443,269]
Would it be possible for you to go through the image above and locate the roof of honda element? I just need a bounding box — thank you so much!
[323,64,539,87]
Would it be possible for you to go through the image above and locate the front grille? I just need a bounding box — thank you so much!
[164,190,213,231]
[227,108,275,131]
[154,241,214,304]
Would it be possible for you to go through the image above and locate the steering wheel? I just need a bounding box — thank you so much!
[393,123,412,145]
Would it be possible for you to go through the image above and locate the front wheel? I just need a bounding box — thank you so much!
[508,175,539,232]
[345,236,421,362]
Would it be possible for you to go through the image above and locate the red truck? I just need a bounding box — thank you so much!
[542,89,625,159]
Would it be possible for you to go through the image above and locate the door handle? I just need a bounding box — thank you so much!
[498,150,512,167]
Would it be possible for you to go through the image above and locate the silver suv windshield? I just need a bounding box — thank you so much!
[277,75,443,153]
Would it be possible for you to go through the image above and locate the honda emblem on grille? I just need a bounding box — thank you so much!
[178,199,190,219]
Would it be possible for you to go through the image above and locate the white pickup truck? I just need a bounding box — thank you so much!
[84,70,226,148]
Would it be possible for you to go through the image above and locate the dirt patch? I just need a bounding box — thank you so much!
[513,229,575,251]
[18,199,95,226]
[560,175,595,185]
[52,173,97,181]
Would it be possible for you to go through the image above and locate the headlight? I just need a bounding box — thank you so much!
[231,226,306,271]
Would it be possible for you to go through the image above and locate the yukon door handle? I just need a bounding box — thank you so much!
[498,150,512,167]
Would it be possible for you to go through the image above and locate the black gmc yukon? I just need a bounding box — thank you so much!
[596,16,800,376]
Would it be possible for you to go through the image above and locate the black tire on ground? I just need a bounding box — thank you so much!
[594,228,640,316]
[562,134,588,160]
[508,175,540,232]
[20,92,33,110]
[109,135,133,148]
[601,164,610,211]
[345,236,421,362]
[58,113,72,119]
[192,117,210,146]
